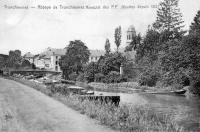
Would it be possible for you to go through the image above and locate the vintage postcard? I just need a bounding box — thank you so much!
[0,0,200,131]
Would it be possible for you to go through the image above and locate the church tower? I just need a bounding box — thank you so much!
[126,25,136,47]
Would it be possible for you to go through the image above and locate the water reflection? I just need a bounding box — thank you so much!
[95,91,200,131]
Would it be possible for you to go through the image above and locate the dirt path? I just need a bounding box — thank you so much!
[0,78,117,132]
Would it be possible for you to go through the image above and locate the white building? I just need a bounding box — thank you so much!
[26,48,104,72]
[33,48,66,72]
[89,50,105,62]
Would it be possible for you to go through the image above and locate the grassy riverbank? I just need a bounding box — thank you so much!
[7,77,183,132]
[88,82,171,93]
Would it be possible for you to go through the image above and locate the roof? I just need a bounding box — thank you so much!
[24,52,34,58]
[127,25,136,32]
[90,50,105,57]
[39,48,66,59]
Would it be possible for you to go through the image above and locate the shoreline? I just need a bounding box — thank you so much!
[2,76,182,132]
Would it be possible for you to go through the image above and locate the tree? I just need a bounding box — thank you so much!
[98,52,126,75]
[21,59,31,68]
[153,0,185,34]
[6,50,22,68]
[59,40,90,79]
[0,54,8,69]
[125,33,142,52]
[189,10,200,34]
[84,62,99,82]
[114,26,122,52]
[135,28,160,63]
[104,39,111,55]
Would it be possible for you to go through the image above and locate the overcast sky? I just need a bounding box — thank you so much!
[0,0,200,55]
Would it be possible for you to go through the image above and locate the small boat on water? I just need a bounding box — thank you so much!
[172,89,187,95]
[147,89,187,95]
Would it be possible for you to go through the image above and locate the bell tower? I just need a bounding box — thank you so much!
[126,25,136,47]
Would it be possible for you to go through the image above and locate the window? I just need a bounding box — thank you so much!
[56,61,58,65]
[55,66,58,71]
[56,56,58,59]
[95,57,98,60]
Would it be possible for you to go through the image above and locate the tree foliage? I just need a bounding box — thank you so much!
[105,39,111,55]
[59,40,90,79]
[189,10,200,34]
[0,54,8,69]
[98,52,126,75]
[114,26,122,52]
[125,33,141,52]
[84,62,99,82]
[153,0,185,33]
[21,59,31,68]
[6,50,22,68]
[136,28,160,63]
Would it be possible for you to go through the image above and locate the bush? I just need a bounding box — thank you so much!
[138,69,160,87]
[94,73,105,82]
[47,84,70,95]
[69,72,78,81]
[76,73,85,82]
[189,81,200,96]
[104,71,128,84]
[161,70,190,89]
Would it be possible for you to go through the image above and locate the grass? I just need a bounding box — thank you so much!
[7,77,184,132]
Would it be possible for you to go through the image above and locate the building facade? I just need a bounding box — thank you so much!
[25,48,104,72]
[126,25,136,47]
[89,50,105,63]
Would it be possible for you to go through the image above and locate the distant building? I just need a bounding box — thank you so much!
[23,52,34,63]
[126,25,136,47]
[33,48,66,72]
[29,48,104,72]
[89,50,105,63]
[125,25,137,61]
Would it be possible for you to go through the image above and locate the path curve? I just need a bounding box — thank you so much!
[0,78,117,132]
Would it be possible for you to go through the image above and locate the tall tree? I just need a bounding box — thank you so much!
[135,28,160,63]
[153,0,185,36]
[114,26,121,52]
[59,40,90,79]
[189,10,200,34]
[104,38,111,55]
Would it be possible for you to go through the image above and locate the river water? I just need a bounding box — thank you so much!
[95,91,200,131]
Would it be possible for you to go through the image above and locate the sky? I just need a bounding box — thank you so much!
[0,0,200,55]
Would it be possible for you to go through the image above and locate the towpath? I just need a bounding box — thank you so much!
[0,78,116,132]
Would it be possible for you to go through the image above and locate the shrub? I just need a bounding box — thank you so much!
[104,71,128,83]
[161,70,190,89]
[138,69,160,87]
[189,81,200,96]
[76,73,85,82]
[94,73,105,82]
[105,71,120,83]
[68,72,78,81]
[47,84,70,95]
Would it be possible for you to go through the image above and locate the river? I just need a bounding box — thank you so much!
[95,91,200,131]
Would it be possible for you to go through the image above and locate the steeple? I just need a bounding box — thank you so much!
[126,25,136,46]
